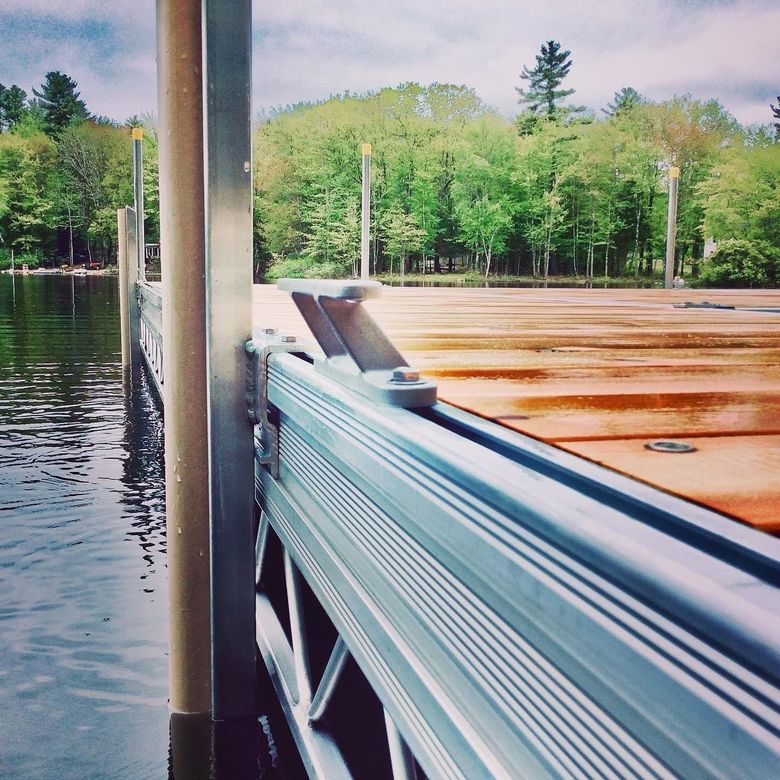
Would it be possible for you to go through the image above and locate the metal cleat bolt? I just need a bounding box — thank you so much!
[263,327,278,335]
[280,335,297,343]
[392,366,420,383]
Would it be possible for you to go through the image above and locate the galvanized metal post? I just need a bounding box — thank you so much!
[156,0,212,715]
[664,166,680,289]
[361,143,371,280]
[117,207,139,373]
[132,128,146,282]
[203,0,257,719]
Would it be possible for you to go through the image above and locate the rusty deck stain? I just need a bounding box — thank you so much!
[253,285,780,533]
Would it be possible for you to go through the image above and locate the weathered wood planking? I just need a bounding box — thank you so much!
[252,285,780,532]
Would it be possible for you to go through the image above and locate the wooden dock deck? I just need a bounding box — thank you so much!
[253,284,780,533]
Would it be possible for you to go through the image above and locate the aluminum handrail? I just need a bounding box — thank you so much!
[255,348,780,779]
[137,280,164,398]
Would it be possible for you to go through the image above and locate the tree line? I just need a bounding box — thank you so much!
[0,71,158,270]
[255,41,779,286]
[2,47,779,286]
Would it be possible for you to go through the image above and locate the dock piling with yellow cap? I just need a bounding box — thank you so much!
[361,143,372,279]
[664,165,680,289]
[132,126,145,281]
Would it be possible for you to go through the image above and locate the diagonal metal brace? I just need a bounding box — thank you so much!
[277,279,437,408]
[246,328,312,478]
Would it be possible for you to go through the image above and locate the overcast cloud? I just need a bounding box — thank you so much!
[0,0,777,126]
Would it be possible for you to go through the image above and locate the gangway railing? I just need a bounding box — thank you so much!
[129,272,780,779]
[138,281,163,397]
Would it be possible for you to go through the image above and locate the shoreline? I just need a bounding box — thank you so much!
[1,267,117,276]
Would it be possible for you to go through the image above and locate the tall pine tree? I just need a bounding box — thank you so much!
[32,71,89,137]
[516,40,578,118]
[771,96,780,136]
[0,84,28,131]
[603,87,642,117]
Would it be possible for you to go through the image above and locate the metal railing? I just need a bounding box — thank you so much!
[138,282,163,397]
[131,275,780,778]
[249,282,780,779]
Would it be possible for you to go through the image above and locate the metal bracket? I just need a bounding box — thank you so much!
[246,329,311,478]
[277,279,437,408]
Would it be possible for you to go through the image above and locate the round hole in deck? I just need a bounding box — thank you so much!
[645,440,697,454]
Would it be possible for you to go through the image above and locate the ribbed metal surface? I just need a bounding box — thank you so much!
[277,425,669,778]
[257,481,475,779]
[259,352,780,779]
[138,282,164,397]
[139,283,162,335]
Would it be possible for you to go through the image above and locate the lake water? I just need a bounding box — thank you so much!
[0,274,170,777]
[0,274,304,780]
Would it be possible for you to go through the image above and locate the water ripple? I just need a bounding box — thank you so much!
[1,276,169,779]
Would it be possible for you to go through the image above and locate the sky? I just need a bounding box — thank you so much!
[0,0,778,127]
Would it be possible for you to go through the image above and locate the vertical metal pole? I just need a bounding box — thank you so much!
[124,206,141,375]
[361,143,371,280]
[664,166,680,289]
[132,128,146,282]
[156,0,212,715]
[203,0,256,719]
[117,208,132,371]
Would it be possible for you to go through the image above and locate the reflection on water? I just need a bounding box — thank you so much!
[0,275,169,778]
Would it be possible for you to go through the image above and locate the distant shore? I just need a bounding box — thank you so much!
[371,272,666,287]
[1,266,117,276]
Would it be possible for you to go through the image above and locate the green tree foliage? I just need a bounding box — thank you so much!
[699,142,780,247]
[0,72,158,268]
[645,97,740,275]
[0,67,775,287]
[0,85,28,131]
[771,96,780,136]
[516,41,578,119]
[253,85,770,283]
[603,87,642,117]
[254,83,492,277]
[33,71,89,137]
[300,188,360,276]
[700,239,779,288]
[0,131,56,254]
[55,122,132,262]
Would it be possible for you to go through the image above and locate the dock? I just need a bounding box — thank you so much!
[252,284,780,533]
[129,230,780,780]
[118,4,780,775]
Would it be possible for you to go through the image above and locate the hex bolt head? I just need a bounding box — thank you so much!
[263,327,278,335]
[392,366,420,383]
